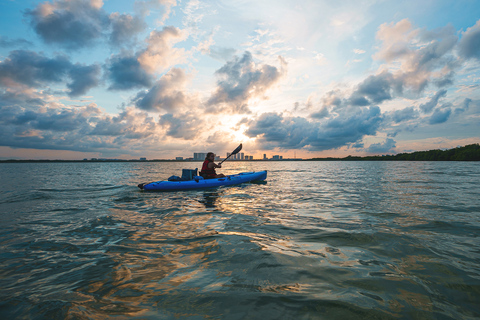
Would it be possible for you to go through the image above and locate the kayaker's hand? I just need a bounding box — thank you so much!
[216,164,222,168]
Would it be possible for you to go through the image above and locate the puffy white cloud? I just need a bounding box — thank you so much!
[137,26,188,74]
[207,51,287,113]
[373,19,458,96]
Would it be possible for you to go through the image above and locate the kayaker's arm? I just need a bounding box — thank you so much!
[208,162,222,169]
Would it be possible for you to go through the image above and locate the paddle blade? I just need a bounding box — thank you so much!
[231,143,242,155]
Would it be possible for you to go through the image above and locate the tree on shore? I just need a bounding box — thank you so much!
[311,143,480,161]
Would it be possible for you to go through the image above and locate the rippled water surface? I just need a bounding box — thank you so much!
[0,161,479,319]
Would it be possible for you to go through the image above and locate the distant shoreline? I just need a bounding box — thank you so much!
[1,143,478,162]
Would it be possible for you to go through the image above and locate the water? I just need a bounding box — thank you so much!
[0,161,479,319]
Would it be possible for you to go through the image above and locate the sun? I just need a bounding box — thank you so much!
[215,115,257,143]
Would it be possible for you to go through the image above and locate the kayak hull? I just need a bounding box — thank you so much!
[139,171,267,191]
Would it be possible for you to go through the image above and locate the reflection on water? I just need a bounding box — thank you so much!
[199,191,221,208]
[0,161,479,319]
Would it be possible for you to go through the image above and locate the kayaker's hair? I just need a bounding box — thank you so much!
[206,152,214,160]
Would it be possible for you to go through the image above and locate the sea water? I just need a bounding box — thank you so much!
[0,161,479,319]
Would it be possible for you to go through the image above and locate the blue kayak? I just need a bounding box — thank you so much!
[138,171,267,191]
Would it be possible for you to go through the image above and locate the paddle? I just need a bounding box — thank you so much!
[218,143,242,165]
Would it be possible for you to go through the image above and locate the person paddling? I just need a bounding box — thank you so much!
[200,152,226,179]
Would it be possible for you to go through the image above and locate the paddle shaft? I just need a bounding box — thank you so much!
[218,144,242,165]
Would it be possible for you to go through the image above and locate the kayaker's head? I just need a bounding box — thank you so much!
[206,152,215,161]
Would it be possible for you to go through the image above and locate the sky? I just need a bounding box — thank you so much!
[0,0,479,160]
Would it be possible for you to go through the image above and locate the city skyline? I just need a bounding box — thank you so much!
[0,0,479,160]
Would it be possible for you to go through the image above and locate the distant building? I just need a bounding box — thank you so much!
[272,155,280,160]
[263,154,267,160]
[140,157,147,161]
[240,152,244,160]
[194,153,207,160]
[176,157,183,160]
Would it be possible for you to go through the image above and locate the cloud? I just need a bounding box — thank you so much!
[391,106,418,123]
[158,112,204,139]
[67,64,101,96]
[109,12,147,46]
[25,0,109,49]
[245,106,383,151]
[132,67,191,112]
[207,51,286,113]
[458,20,480,60]
[348,71,396,106]
[0,50,70,87]
[105,25,188,90]
[25,0,176,50]
[310,106,329,119]
[0,36,33,48]
[454,98,472,115]
[373,19,458,96]
[0,50,99,97]
[89,107,157,139]
[366,138,396,153]
[208,46,237,61]
[137,26,188,74]
[429,107,452,124]
[419,89,447,113]
[0,102,164,154]
[135,0,177,24]
[106,54,154,90]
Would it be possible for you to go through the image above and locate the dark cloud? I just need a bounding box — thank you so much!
[245,106,383,151]
[0,36,33,48]
[0,50,70,87]
[433,71,455,88]
[458,20,480,60]
[89,108,156,139]
[67,64,101,96]
[106,54,154,90]
[419,89,447,113]
[25,0,109,49]
[132,68,189,112]
[366,138,396,153]
[207,51,286,113]
[0,50,100,97]
[454,98,472,115]
[25,0,153,50]
[349,72,395,106]
[429,107,452,124]
[159,113,204,140]
[310,106,329,119]
[0,103,160,153]
[391,107,418,123]
[109,13,147,46]
[322,90,344,108]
